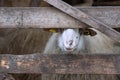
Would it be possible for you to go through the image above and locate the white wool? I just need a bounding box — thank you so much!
[44,29,85,54]
[43,33,60,54]
[44,28,120,54]
[58,29,85,53]
[84,28,120,54]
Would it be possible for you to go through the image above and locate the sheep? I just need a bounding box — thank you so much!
[42,0,120,74]
[44,28,120,54]
[43,28,92,54]
[84,28,120,53]
[42,28,120,80]
[58,29,85,53]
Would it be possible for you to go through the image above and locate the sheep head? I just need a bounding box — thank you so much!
[58,29,80,52]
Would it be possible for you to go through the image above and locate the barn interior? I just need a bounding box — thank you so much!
[0,0,120,80]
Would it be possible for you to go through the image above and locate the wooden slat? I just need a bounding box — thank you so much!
[78,7,120,28]
[44,0,120,43]
[0,73,15,80]
[0,53,120,74]
[0,7,120,28]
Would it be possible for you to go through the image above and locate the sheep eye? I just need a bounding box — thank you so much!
[76,36,78,39]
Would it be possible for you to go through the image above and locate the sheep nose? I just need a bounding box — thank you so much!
[69,40,73,46]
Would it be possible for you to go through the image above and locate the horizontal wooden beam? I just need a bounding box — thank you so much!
[0,7,120,28]
[0,73,15,80]
[0,53,120,74]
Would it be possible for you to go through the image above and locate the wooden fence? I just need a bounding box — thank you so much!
[0,0,120,75]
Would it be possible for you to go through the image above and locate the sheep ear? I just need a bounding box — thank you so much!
[84,29,97,36]
[43,28,64,33]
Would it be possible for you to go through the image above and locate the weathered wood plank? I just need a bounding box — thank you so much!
[0,73,15,80]
[0,7,120,28]
[0,53,120,74]
[79,7,120,28]
[44,0,120,43]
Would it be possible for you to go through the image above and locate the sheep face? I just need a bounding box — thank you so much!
[58,29,81,52]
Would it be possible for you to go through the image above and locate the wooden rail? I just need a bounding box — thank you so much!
[0,7,120,28]
[0,73,15,80]
[0,53,120,74]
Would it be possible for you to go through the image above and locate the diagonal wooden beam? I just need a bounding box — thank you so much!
[44,0,120,43]
[0,53,120,74]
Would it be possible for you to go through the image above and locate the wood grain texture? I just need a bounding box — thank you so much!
[44,0,120,43]
[0,7,120,28]
[0,73,15,80]
[0,53,120,74]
